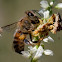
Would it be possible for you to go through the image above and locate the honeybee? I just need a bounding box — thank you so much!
[0,10,40,54]
[0,10,62,54]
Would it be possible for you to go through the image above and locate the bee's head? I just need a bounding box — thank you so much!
[25,10,40,24]
[25,10,35,17]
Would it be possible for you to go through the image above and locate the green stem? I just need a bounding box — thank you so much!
[31,58,38,62]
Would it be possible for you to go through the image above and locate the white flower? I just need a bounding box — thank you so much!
[40,1,49,9]
[50,2,53,6]
[33,46,44,60]
[43,36,54,42]
[28,46,33,50]
[28,46,37,54]
[48,36,54,42]
[55,3,62,9]
[43,10,49,18]
[21,51,31,58]
[43,38,48,42]
[44,49,53,56]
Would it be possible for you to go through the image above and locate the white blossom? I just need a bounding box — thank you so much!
[21,51,31,58]
[50,2,53,6]
[28,46,37,54]
[44,49,53,56]
[28,46,33,50]
[55,3,62,9]
[43,38,48,42]
[40,1,49,9]
[43,10,49,18]
[33,46,44,60]
[43,36,54,42]
[48,36,54,42]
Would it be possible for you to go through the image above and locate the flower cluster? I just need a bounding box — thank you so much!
[39,0,62,19]
[21,36,54,61]
[21,0,62,62]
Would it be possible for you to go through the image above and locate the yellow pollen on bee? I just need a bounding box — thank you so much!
[33,30,38,35]
[49,25,54,29]
[19,34,26,40]
[39,19,43,24]
[47,17,54,24]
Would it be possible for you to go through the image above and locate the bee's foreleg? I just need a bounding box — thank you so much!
[24,39,30,45]
[29,33,32,41]
[29,33,39,43]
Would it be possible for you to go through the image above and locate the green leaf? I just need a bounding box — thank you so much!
[33,36,39,41]
[40,35,43,38]
[52,0,55,2]
[41,44,44,49]
[36,45,39,49]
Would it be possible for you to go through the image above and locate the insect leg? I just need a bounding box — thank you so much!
[29,33,32,41]
[29,33,39,43]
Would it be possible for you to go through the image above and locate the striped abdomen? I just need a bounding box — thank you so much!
[13,29,26,54]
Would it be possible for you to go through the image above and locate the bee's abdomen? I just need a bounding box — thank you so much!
[13,39,24,54]
[13,30,26,54]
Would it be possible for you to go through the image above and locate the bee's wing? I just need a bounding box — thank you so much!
[0,22,18,33]
[32,10,43,17]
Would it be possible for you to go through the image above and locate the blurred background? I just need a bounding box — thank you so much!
[0,0,62,62]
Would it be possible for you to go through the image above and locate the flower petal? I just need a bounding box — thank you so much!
[40,1,49,9]
[50,2,53,6]
[48,36,54,42]
[43,10,49,18]
[44,49,53,56]
[43,38,48,42]
[29,46,37,54]
[33,46,44,60]
[21,51,31,58]
[55,3,62,9]
[28,46,33,50]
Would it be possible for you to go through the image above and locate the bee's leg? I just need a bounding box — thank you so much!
[23,32,31,45]
[24,39,30,45]
[29,33,39,43]
[29,33,32,41]
[57,13,62,22]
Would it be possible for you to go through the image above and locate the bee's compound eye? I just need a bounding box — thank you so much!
[28,12,34,16]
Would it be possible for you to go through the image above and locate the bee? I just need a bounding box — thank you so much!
[0,10,62,54]
[0,10,40,54]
